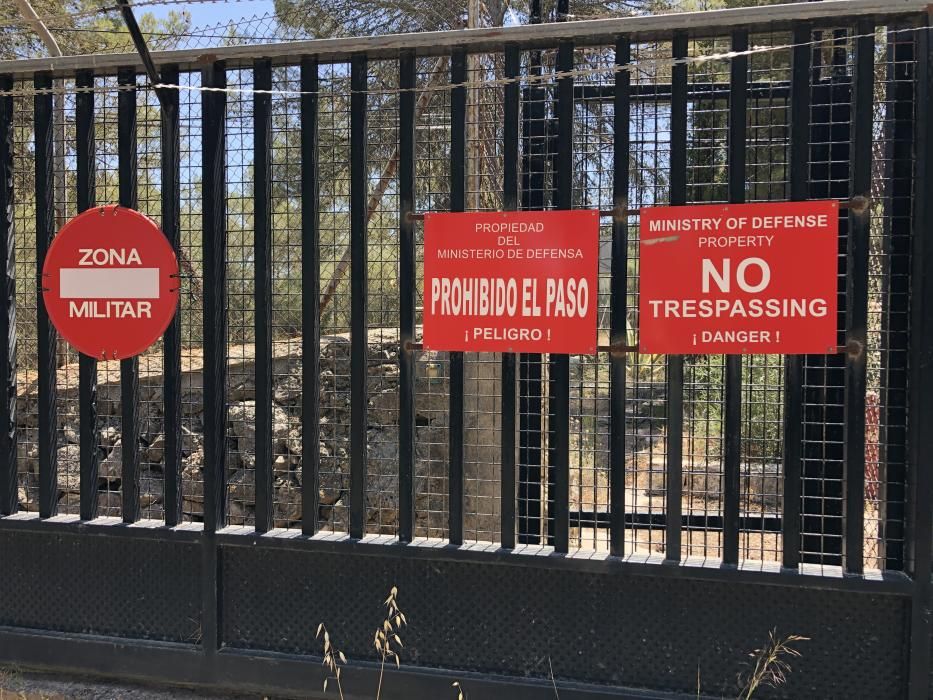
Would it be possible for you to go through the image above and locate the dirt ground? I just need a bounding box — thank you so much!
[0,671,258,700]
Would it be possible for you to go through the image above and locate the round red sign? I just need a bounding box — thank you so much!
[42,206,180,360]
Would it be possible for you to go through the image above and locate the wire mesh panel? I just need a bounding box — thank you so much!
[413,56,452,540]
[90,77,126,519]
[741,30,792,565]
[363,58,401,537]
[269,64,304,531]
[12,80,39,513]
[680,37,731,561]
[317,61,352,534]
[461,51,504,545]
[570,47,613,553]
[178,69,206,523]
[626,40,671,557]
[0,10,919,579]
[800,28,853,569]
[864,25,913,573]
[224,67,257,528]
[516,47,555,548]
[136,81,167,522]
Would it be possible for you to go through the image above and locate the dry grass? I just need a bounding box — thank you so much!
[374,586,407,700]
[314,585,407,700]
[737,629,808,699]
[315,623,347,700]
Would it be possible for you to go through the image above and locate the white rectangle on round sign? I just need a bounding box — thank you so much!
[59,268,160,299]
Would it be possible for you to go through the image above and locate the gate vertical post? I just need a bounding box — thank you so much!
[501,43,520,550]
[349,54,368,540]
[449,48,466,546]
[202,60,228,529]
[253,59,273,534]
[0,74,15,517]
[723,30,747,567]
[161,64,182,527]
[907,15,933,699]
[398,51,416,543]
[609,37,630,557]
[782,22,811,571]
[665,33,687,563]
[301,56,321,537]
[118,66,140,524]
[76,70,98,521]
[201,59,227,665]
[34,72,57,520]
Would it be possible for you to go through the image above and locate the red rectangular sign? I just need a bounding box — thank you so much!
[423,210,599,354]
[638,200,839,354]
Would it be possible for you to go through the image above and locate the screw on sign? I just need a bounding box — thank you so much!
[41,206,179,360]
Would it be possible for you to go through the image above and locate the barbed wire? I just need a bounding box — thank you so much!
[7,24,284,41]
[1,1,421,54]
[0,23,918,99]
[122,0,274,9]
[0,0,283,32]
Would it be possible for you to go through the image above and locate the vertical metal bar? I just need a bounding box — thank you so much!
[118,67,140,524]
[449,48,466,546]
[253,59,273,534]
[398,51,416,544]
[76,70,98,521]
[200,60,226,665]
[301,56,321,537]
[723,30,747,567]
[35,72,57,520]
[665,33,687,562]
[609,37,630,558]
[202,60,228,534]
[349,54,368,540]
[907,16,933,699]
[782,23,811,571]
[0,75,14,517]
[161,64,182,527]
[844,20,873,576]
[500,43,520,550]
[550,39,573,554]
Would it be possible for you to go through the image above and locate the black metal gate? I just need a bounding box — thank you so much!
[1,1,932,698]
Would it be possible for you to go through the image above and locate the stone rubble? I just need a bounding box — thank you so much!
[13,336,466,533]
[13,334,692,533]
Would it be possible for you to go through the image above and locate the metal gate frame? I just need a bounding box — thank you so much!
[0,1,931,698]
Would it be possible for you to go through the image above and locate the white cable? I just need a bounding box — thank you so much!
[0,24,913,99]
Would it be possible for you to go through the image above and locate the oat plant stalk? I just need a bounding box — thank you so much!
[374,585,407,700]
[316,623,347,700]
